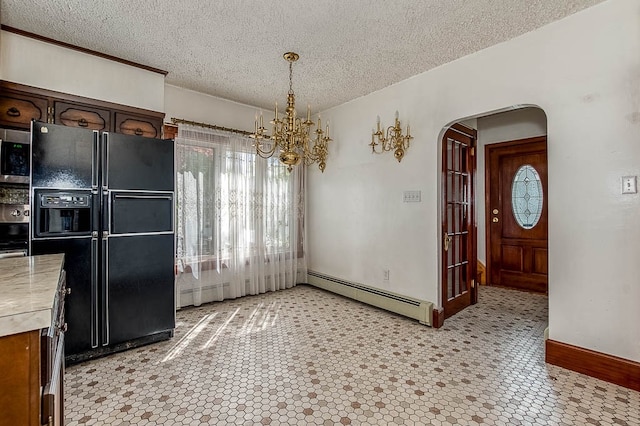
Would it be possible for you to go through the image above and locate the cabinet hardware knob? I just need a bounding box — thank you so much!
[78,118,89,127]
[492,217,499,223]
[66,287,72,295]
[61,322,68,332]
[6,107,21,117]
[134,128,143,136]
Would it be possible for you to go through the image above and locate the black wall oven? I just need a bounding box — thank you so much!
[0,204,29,258]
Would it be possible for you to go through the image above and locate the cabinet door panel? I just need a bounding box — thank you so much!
[114,112,162,138]
[54,101,110,131]
[0,331,40,425]
[0,93,48,129]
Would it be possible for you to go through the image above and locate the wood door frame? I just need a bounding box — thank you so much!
[484,136,547,289]
[441,123,478,319]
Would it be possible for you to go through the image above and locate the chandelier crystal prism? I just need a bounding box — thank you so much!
[250,52,332,173]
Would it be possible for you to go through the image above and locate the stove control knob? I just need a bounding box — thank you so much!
[10,209,20,217]
[23,210,29,217]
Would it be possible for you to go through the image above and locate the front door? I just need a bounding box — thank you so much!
[441,124,477,319]
[486,137,548,292]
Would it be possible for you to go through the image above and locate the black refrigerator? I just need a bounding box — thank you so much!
[30,121,175,363]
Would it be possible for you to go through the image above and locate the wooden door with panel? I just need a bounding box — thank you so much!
[486,137,548,293]
[442,124,477,319]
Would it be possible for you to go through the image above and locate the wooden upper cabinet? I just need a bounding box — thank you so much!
[0,81,164,138]
[115,112,162,139]
[0,92,48,129]
[54,101,110,131]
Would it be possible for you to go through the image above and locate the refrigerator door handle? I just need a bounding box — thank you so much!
[102,190,110,236]
[101,237,109,346]
[91,237,99,348]
[113,194,173,200]
[101,132,108,190]
[92,189,100,235]
[92,131,99,189]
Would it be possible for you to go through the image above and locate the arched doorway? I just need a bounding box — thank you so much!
[441,106,548,319]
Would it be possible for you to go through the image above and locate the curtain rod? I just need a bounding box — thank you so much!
[170,117,254,137]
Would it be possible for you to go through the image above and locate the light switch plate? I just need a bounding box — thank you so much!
[403,190,421,202]
[622,176,637,194]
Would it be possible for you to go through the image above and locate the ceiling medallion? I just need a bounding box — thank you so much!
[251,52,332,172]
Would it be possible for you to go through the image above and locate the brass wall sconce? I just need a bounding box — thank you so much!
[369,112,412,162]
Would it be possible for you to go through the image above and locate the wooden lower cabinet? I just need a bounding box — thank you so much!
[41,333,65,426]
[0,271,66,426]
[0,329,65,426]
[0,331,41,426]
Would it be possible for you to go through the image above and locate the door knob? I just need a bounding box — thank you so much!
[492,217,499,223]
[492,209,499,215]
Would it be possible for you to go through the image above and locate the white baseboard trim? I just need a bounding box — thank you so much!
[306,271,434,326]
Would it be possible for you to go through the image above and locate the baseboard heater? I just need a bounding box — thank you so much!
[306,271,434,326]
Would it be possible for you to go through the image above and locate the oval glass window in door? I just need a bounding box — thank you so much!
[511,164,543,229]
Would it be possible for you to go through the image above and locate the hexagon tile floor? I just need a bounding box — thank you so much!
[65,285,640,426]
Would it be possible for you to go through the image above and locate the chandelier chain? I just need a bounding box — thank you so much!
[289,61,294,95]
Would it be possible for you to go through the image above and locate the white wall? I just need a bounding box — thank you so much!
[0,30,260,128]
[476,107,548,264]
[309,0,640,362]
[164,85,258,132]
[0,30,164,112]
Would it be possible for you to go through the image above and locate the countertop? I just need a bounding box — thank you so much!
[0,254,65,338]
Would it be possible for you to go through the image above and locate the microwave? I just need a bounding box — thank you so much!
[0,130,30,184]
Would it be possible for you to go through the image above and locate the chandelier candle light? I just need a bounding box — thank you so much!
[251,52,332,173]
[370,111,413,162]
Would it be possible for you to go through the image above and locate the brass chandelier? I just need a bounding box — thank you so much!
[250,52,331,172]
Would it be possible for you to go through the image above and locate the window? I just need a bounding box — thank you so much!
[176,135,302,272]
[176,143,216,258]
[511,164,543,229]
[174,125,306,307]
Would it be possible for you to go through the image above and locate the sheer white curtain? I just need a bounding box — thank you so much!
[175,123,307,308]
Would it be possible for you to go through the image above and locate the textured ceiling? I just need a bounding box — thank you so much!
[0,0,604,112]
